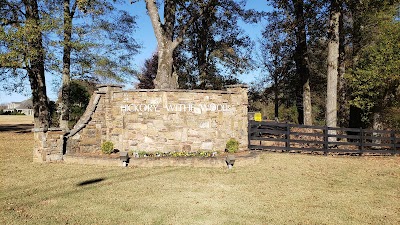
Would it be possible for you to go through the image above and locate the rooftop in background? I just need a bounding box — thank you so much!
[2,98,34,116]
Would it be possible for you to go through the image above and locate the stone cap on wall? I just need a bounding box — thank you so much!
[96,84,124,88]
[32,127,67,133]
[96,84,124,93]
[225,84,249,89]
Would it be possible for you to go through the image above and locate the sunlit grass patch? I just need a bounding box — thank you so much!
[0,115,34,125]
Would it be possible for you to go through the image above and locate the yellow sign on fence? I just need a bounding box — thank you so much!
[254,112,262,122]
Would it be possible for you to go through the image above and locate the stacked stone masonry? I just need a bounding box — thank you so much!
[66,85,249,154]
[33,128,65,162]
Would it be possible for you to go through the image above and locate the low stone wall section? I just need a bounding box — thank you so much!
[33,128,65,162]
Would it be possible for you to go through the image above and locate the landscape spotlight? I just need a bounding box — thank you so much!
[225,155,235,169]
[120,151,129,167]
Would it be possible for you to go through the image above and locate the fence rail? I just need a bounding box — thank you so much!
[248,121,400,155]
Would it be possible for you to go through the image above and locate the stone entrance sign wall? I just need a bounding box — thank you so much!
[65,84,249,155]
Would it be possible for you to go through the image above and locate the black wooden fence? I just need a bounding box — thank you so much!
[248,120,400,155]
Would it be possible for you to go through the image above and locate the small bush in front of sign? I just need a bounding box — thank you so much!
[101,141,114,154]
[226,138,239,153]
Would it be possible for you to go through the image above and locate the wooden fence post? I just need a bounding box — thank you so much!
[248,120,252,150]
[285,123,290,152]
[391,131,397,156]
[359,128,364,156]
[323,126,328,155]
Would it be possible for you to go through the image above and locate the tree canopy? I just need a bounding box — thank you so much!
[1,0,140,128]
[256,0,400,129]
[1,0,399,130]
[143,0,263,89]
[347,2,400,127]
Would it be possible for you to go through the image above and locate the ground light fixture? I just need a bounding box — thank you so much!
[225,155,236,169]
[120,151,129,167]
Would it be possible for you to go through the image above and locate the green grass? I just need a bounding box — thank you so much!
[0,131,399,224]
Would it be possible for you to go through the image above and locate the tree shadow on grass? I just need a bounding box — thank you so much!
[0,124,33,133]
[3,167,184,210]
[77,178,106,186]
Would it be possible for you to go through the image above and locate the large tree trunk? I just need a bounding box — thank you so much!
[24,0,50,129]
[154,42,178,89]
[145,0,179,89]
[59,0,73,129]
[303,81,312,125]
[372,111,383,148]
[293,0,312,125]
[196,3,216,89]
[197,18,209,89]
[326,0,340,142]
[338,3,347,128]
[274,79,279,121]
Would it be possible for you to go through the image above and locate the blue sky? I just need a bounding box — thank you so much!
[0,1,269,104]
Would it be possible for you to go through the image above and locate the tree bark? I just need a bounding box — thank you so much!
[59,0,74,129]
[197,17,210,89]
[372,111,383,147]
[196,2,217,89]
[274,79,279,121]
[24,0,50,129]
[145,0,179,89]
[155,42,178,89]
[338,3,347,128]
[326,1,340,124]
[293,0,312,125]
[326,0,340,142]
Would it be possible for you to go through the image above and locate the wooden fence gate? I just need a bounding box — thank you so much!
[248,120,400,155]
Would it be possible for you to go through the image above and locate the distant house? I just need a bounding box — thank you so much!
[8,102,21,109]
[4,99,34,116]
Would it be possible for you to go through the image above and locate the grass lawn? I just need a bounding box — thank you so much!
[0,115,34,125]
[0,122,399,224]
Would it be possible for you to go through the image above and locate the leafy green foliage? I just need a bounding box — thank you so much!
[101,141,114,155]
[346,4,400,125]
[169,0,263,90]
[259,0,400,129]
[67,80,96,129]
[225,138,239,153]
[383,107,400,130]
[49,101,59,127]
[0,109,25,115]
[259,0,329,125]
[54,1,140,83]
[0,0,52,128]
[136,53,157,89]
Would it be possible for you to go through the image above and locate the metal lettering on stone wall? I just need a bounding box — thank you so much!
[120,103,234,114]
